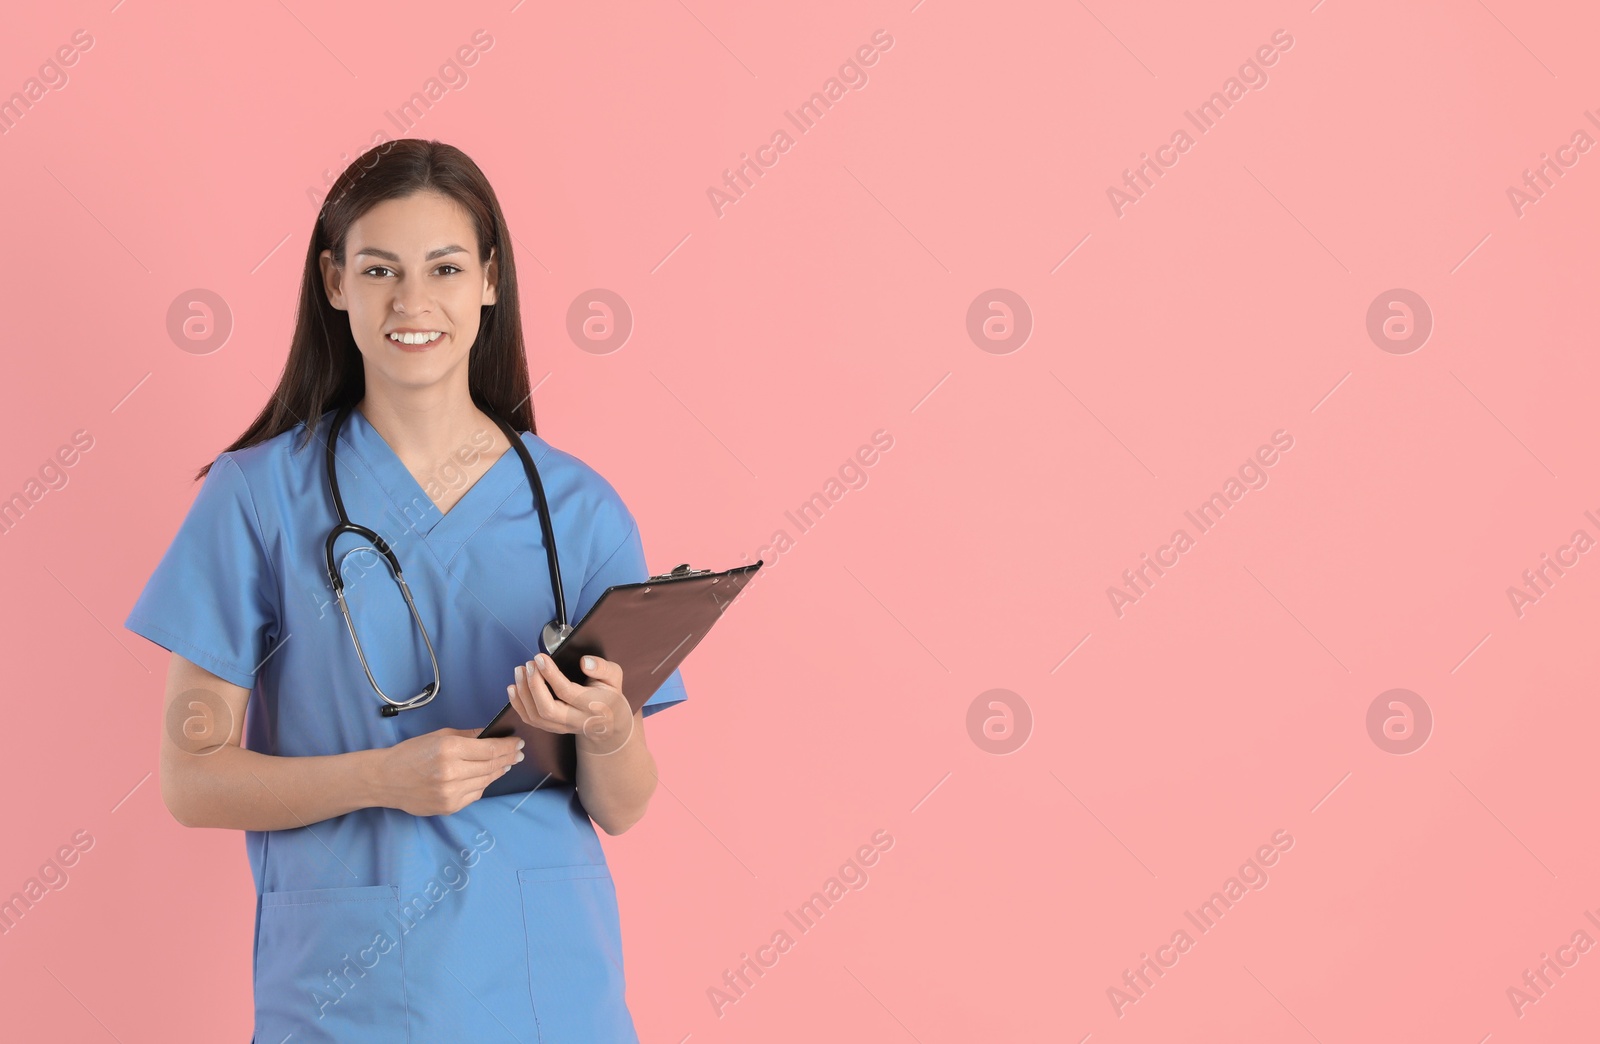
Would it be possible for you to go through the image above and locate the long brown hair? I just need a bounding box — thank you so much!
[196,138,535,480]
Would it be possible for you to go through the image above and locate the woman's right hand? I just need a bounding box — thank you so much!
[376,728,525,816]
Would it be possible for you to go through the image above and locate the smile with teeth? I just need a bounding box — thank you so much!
[389,330,444,345]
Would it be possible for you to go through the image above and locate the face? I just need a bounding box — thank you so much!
[320,190,498,394]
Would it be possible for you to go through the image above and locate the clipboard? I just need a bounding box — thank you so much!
[479,560,763,797]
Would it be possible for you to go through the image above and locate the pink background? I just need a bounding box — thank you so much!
[3,0,1598,1040]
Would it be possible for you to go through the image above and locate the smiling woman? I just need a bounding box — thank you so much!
[318,188,500,430]
[122,139,688,1043]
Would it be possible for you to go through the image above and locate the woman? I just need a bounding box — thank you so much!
[124,139,687,1042]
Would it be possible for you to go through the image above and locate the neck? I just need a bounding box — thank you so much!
[354,376,498,467]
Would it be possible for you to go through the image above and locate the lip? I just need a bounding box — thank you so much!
[386,331,447,353]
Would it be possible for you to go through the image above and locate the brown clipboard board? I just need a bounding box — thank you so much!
[478,560,762,797]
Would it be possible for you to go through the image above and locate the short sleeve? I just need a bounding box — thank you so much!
[575,513,688,718]
[123,454,280,690]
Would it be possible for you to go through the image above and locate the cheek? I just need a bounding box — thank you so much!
[447,309,482,347]
[341,296,394,352]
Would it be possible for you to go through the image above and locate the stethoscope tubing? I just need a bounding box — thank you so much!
[322,401,568,714]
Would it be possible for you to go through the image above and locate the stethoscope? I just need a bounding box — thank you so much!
[323,401,572,716]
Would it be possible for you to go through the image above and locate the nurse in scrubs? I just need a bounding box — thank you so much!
[124,138,687,1042]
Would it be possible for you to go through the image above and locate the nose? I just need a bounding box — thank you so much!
[390,275,434,316]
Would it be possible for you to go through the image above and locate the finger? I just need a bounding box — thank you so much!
[513,664,546,723]
[460,748,521,780]
[507,678,545,732]
[516,662,580,733]
[546,656,626,734]
[513,661,553,727]
[533,653,591,707]
[577,654,624,691]
[523,657,587,730]
[452,732,524,760]
[506,680,530,726]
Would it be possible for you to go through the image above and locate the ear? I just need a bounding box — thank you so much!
[482,245,499,307]
[319,249,348,311]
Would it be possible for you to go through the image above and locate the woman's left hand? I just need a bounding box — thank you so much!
[508,653,635,754]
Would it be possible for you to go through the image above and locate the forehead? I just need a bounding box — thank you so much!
[349,191,478,256]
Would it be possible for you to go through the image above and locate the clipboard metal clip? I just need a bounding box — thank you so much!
[648,563,713,582]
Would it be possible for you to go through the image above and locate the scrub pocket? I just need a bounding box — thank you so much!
[518,864,638,1043]
[254,884,409,1042]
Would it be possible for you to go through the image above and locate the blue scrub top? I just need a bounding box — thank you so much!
[124,406,687,1042]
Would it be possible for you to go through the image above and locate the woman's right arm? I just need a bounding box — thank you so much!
[159,653,526,830]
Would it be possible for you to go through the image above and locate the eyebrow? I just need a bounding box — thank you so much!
[354,245,470,262]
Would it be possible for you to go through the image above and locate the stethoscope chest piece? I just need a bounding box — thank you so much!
[541,621,573,656]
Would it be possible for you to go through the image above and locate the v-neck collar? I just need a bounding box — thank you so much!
[334,406,527,545]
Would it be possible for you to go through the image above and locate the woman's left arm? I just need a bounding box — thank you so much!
[509,653,659,835]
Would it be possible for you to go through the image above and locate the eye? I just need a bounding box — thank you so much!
[359,263,464,278]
